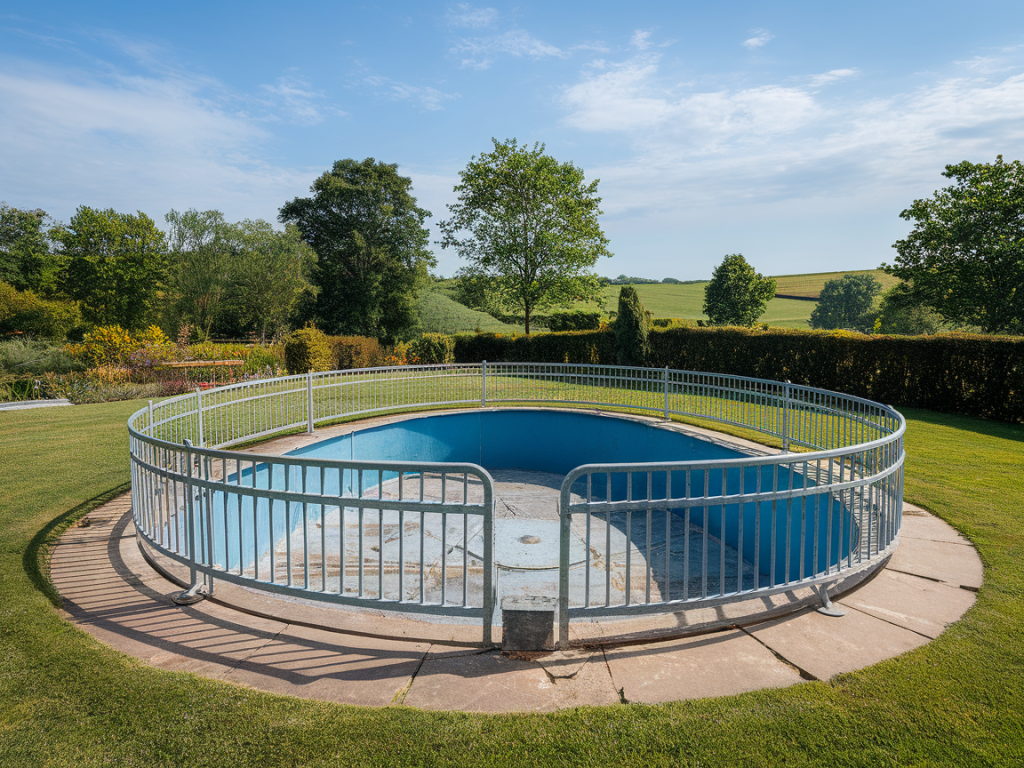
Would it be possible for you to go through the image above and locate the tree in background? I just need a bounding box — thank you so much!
[702,254,776,326]
[885,156,1024,334]
[165,209,233,339]
[280,158,434,343]
[613,285,650,366]
[166,211,315,341]
[225,221,315,342]
[54,207,167,330]
[0,203,63,296]
[809,273,881,331]
[873,283,943,335]
[438,138,610,334]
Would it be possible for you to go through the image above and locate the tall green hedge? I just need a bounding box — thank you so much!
[452,327,1024,423]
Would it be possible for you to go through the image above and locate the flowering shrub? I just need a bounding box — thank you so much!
[377,342,419,367]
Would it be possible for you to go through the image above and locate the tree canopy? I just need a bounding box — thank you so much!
[885,156,1024,334]
[0,203,62,296]
[809,273,881,332]
[438,138,610,334]
[279,158,434,342]
[702,254,776,326]
[54,207,167,330]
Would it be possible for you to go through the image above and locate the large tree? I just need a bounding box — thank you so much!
[165,209,233,339]
[885,156,1024,334]
[0,203,62,296]
[279,158,434,342]
[438,138,610,334]
[224,220,315,342]
[702,254,776,326]
[809,273,881,332]
[54,207,167,330]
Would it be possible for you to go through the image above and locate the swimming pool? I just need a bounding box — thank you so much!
[129,363,904,647]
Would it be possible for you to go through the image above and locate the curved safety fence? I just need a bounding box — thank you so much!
[128,363,905,646]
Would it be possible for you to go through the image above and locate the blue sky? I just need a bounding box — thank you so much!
[3,2,1024,279]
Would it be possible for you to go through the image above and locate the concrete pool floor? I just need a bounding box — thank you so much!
[49,410,983,712]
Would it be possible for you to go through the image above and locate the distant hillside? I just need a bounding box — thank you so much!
[415,285,524,334]
[771,269,899,300]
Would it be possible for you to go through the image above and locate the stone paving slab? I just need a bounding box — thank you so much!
[603,629,804,704]
[403,648,620,712]
[745,606,932,681]
[900,505,975,545]
[837,569,977,639]
[50,493,982,711]
[886,532,984,589]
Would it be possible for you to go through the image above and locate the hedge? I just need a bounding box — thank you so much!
[284,327,332,374]
[452,327,1024,423]
[329,335,381,370]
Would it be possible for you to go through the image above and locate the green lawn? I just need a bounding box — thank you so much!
[597,283,817,329]
[2,400,1022,766]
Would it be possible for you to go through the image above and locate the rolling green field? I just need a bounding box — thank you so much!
[415,285,525,334]
[771,269,900,300]
[597,283,817,329]
[1,400,1022,766]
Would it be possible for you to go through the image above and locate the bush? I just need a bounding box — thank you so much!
[330,335,382,370]
[409,333,456,364]
[651,317,695,329]
[0,339,84,375]
[548,311,601,332]
[283,327,332,374]
[0,281,82,339]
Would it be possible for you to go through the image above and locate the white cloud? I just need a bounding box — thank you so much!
[0,64,313,223]
[808,68,858,87]
[260,76,336,124]
[452,29,567,69]
[630,30,653,51]
[445,3,498,29]
[364,76,458,111]
[558,53,1024,225]
[742,29,774,49]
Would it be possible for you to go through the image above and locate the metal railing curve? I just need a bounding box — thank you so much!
[128,362,905,647]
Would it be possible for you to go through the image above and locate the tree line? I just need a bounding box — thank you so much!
[2,149,1020,345]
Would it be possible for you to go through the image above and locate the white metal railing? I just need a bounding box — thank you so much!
[128,362,905,647]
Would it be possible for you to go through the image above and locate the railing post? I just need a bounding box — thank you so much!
[307,371,315,433]
[171,439,207,605]
[781,381,791,452]
[663,366,670,419]
[147,399,155,435]
[195,388,204,448]
[481,360,487,408]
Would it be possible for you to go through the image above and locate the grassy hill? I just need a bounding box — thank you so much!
[415,285,525,334]
[771,269,899,300]
[596,283,816,329]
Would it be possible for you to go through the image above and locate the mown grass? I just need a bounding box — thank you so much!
[595,283,817,329]
[771,269,900,300]
[415,286,524,334]
[2,400,1023,766]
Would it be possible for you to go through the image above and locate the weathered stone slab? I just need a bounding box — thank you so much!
[603,628,802,703]
[837,570,976,639]
[747,607,930,680]
[402,648,618,712]
[886,533,983,589]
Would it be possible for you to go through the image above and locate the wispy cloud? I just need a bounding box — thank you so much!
[742,29,774,49]
[260,75,339,124]
[452,29,567,69]
[630,30,653,51]
[559,52,1024,222]
[445,3,498,29]
[364,75,458,111]
[0,62,312,222]
[808,68,858,87]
